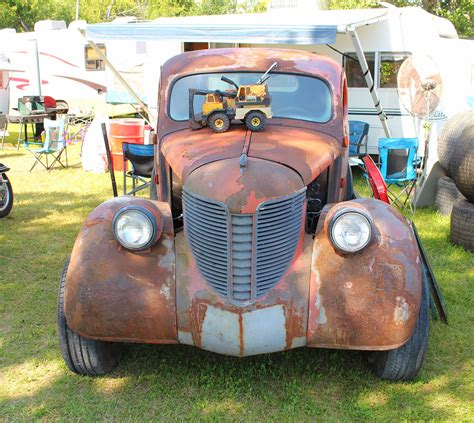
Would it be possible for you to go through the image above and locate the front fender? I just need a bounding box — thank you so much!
[307,198,422,350]
[65,196,177,344]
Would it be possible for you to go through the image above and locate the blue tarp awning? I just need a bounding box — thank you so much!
[85,22,338,45]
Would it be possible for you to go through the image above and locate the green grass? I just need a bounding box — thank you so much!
[1,128,473,420]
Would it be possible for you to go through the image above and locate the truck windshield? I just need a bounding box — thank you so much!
[169,72,332,123]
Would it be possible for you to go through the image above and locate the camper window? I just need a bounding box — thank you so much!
[85,44,106,71]
[380,53,410,88]
[344,53,375,88]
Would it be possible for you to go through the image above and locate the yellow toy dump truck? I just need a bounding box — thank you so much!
[189,63,276,133]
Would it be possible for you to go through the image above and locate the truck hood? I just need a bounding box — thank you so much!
[184,157,304,214]
[161,124,342,185]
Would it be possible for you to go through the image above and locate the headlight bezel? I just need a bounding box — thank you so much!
[328,209,373,254]
[112,205,159,251]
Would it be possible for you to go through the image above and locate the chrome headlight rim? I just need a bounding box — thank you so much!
[328,208,373,254]
[112,205,158,251]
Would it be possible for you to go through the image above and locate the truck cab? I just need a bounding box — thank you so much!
[58,48,429,381]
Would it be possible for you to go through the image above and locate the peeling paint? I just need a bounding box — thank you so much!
[160,285,171,300]
[394,296,410,324]
[291,336,307,349]
[315,294,328,325]
[178,330,194,345]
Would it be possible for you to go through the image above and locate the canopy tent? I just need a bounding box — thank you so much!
[85,9,391,43]
[84,8,394,135]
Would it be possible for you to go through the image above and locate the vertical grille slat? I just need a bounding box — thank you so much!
[183,187,306,303]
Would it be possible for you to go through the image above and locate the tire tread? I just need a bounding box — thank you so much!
[57,257,122,375]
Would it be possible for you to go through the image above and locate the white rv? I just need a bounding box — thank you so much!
[85,5,474,154]
[0,19,151,116]
[0,51,24,130]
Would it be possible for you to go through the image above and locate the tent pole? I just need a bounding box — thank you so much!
[85,37,156,126]
[348,26,391,138]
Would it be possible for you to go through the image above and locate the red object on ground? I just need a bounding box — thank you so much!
[363,155,390,204]
[43,96,56,109]
[109,118,145,171]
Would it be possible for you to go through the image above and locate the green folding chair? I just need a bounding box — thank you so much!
[24,118,68,172]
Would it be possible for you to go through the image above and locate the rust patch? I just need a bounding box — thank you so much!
[65,197,178,344]
[394,297,410,325]
[307,198,422,350]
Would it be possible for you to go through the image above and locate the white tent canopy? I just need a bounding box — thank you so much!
[85,8,391,44]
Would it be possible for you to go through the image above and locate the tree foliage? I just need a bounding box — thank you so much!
[0,0,471,38]
[0,0,267,30]
[327,0,473,37]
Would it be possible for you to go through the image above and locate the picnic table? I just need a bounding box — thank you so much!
[1,111,57,150]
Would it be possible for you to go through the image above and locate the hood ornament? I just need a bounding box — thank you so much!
[240,153,248,170]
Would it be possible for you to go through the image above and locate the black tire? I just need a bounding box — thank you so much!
[450,199,474,252]
[208,112,230,133]
[245,111,266,132]
[57,257,123,375]
[451,123,474,202]
[0,173,13,218]
[367,271,429,381]
[435,176,465,216]
[437,110,474,177]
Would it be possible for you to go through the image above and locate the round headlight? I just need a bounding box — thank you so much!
[112,206,158,250]
[329,210,372,253]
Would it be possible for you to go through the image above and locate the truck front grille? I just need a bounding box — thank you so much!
[183,188,306,303]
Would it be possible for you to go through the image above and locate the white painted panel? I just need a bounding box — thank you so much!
[201,305,240,356]
[243,305,286,356]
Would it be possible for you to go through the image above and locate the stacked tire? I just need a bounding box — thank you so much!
[437,110,474,252]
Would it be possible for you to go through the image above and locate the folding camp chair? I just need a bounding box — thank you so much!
[348,120,369,157]
[24,118,68,172]
[378,137,418,211]
[122,143,154,195]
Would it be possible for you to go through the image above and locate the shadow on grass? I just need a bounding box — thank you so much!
[0,152,24,159]
[1,341,469,419]
[1,186,473,419]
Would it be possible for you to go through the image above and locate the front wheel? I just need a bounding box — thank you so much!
[208,112,230,133]
[245,111,266,132]
[57,258,123,375]
[0,173,13,218]
[366,270,429,380]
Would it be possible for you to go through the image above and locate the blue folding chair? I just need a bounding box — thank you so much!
[378,137,419,210]
[122,143,154,195]
[349,120,369,157]
[24,118,68,172]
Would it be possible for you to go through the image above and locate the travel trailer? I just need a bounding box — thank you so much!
[85,5,474,154]
[0,19,155,116]
[3,5,472,151]
[0,52,24,130]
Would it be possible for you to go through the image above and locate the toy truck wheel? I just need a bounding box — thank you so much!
[208,112,230,133]
[57,257,123,376]
[245,111,266,132]
[366,270,429,381]
[0,173,13,218]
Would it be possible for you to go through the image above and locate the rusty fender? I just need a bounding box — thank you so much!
[64,197,178,344]
[307,198,422,351]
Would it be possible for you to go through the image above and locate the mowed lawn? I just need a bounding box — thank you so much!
[1,128,473,420]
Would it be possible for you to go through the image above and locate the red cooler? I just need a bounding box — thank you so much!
[109,118,145,171]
